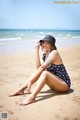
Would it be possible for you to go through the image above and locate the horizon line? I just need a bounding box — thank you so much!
[0,28,80,31]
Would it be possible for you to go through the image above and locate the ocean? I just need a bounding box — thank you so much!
[0,29,80,54]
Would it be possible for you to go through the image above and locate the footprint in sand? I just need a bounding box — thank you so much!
[55,114,61,119]
[15,101,19,105]
[0,105,4,108]
[8,110,14,114]
[64,117,70,120]
[72,96,80,105]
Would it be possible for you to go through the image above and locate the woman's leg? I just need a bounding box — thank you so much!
[20,71,69,105]
[9,69,43,96]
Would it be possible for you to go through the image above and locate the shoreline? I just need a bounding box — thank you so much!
[0,37,80,55]
[0,43,80,56]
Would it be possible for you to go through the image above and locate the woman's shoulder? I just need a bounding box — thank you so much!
[49,50,60,61]
[50,50,58,56]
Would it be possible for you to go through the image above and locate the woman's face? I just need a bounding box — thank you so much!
[41,41,51,52]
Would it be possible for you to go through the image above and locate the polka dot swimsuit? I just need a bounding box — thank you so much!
[42,53,71,87]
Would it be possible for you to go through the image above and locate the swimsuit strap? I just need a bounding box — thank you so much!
[42,53,46,62]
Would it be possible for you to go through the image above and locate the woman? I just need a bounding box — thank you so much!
[9,35,71,105]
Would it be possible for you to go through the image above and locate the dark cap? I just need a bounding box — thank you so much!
[40,35,56,47]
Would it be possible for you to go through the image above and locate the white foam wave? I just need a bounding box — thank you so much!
[66,34,71,36]
[0,37,22,42]
[56,37,68,40]
[72,36,80,39]
[39,32,44,35]
[20,34,24,36]
[56,36,80,40]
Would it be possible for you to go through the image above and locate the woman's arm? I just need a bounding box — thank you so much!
[35,42,41,69]
[29,50,57,83]
[41,50,57,68]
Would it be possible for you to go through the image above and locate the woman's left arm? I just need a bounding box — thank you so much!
[30,51,57,80]
[41,50,57,68]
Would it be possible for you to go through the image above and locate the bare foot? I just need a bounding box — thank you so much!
[9,90,24,97]
[26,88,32,94]
[20,95,35,106]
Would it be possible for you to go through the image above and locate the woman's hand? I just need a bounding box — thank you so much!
[35,41,41,68]
[35,41,41,51]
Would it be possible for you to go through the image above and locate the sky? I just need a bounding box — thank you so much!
[0,0,80,29]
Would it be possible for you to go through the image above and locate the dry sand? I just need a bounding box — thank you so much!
[0,45,80,120]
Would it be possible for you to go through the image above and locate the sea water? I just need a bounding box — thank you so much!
[0,29,80,54]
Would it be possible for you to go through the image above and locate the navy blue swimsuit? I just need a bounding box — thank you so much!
[42,53,71,87]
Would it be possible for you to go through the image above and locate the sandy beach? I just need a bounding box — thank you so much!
[0,45,80,120]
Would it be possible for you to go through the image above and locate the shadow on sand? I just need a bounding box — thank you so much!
[36,88,74,103]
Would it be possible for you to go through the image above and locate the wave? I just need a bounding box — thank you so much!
[39,32,44,35]
[66,34,71,36]
[0,37,22,42]
[72,36,80,39]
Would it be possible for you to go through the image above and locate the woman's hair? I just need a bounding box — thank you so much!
[50,43,57,51]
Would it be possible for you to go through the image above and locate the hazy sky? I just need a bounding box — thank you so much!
[0,0,80,29]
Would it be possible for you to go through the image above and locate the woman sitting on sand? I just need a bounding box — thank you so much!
[9,35,71,105]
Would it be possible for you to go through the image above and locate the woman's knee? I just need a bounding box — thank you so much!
[41,71,48,77]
